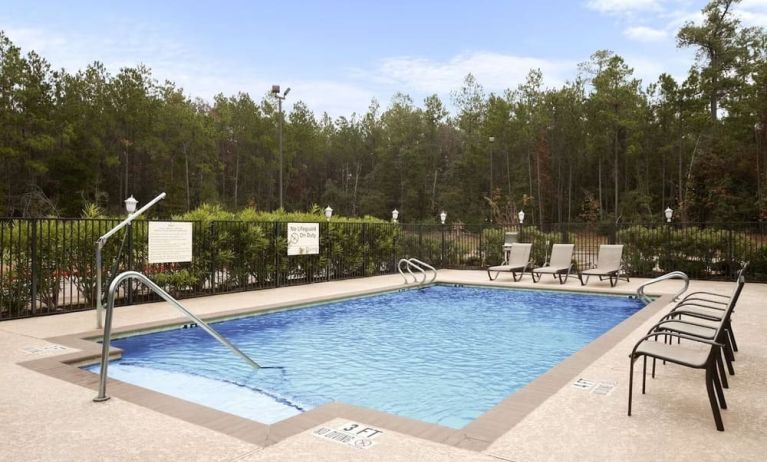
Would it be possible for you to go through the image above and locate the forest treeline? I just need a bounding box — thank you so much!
[1,0,766,224]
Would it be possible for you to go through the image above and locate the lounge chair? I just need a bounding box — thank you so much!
[487,243,533,281]
[667,264,748,357]
[578,244,628,287]
[531,244,574,284]
[627,276,743,431]
[652,272,745,386]
[677,262,749,307]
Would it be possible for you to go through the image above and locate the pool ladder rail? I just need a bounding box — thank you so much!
[94,270,260,403]
[634,271,689,304]
[398,258,437,285]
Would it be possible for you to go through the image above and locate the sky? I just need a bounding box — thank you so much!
[2,0,767,117]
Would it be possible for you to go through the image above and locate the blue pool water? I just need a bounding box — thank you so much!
[87,285,644,428]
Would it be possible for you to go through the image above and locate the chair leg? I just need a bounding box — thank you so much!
[628,356,635,416]
[487,269,499,281]
[706,363,725,431]
[610,274,617,287]
[715,352,729,389]
[642,356,647,394]
[723,338,735,376]
[579,273,586,286]
[712,361,727,410]
[726,323,738,353]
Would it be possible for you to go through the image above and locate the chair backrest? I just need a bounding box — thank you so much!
[549,244,574,268]
[504,232,520,246]
[712,272,746,341]
[736,261,749,279]
[508,243,532,265]
[596,244,624,270]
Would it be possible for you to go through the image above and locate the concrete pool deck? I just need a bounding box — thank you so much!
[1,270,765,461]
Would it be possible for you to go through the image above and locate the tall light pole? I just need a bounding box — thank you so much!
[271,85,290,210]
[488,136,495,198]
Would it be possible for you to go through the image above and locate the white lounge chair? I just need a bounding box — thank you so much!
[531,244,574,284]
[487,243,533,281]
[578,244,628,287]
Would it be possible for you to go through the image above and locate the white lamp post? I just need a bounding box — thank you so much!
[124,195,138,215]
[518,210,525,225]
[440,211,447,225]
[392,209,399,223]
[665,207,673,223]
[324,205,333,221]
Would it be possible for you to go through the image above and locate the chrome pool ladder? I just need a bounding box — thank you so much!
[398,258,437,285]
[94,270,260,403]
[635,271,689,304]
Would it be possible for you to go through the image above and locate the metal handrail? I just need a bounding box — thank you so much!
[636,271,689,304]
[94,270,260,402]
[397,258,437,285]
[409,258,437,284]
[398,258,426,284]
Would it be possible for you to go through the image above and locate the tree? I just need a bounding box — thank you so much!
[677,0,743,124]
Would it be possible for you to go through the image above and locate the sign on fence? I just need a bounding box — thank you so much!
[287,222,319,255]
[148,222,193,263]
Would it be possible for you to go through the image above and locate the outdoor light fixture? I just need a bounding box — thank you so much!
[440,211,447,225]
[324,205,333,221]
[518,210,525,224]
[392,209,399,223]
[271,84,291,210]
[124,195,138,214]
[665,207,673,223]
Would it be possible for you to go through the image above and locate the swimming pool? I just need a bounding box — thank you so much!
[86,285,644,429]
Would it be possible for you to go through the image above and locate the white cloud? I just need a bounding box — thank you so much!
[1,24,379,118]
[360,52,575,95]
[586,0,662,13]
[624,25,668,42]
[737,0,767,27]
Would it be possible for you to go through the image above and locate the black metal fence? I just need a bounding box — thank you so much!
[2,218,766,321]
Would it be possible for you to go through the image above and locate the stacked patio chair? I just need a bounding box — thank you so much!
[628,265,748,431]
[531,244,575,284]
[487,243,534,281]
[578,244,629,287]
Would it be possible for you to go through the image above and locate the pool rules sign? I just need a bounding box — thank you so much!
[148,222,193,263]
[287,222,320,255]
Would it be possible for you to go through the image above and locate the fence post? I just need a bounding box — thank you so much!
[728,225,735,278]
[441,224,446,268]
[30,219,38,315]
[418,224,423,258]
[609,223,617,245]
[391,223,397,273]
[325,221,331,282]
[479,225,484,266]
[362,223,368,277]
[273,222,281,287]
[208,222,216,292]
[127,222,133,305]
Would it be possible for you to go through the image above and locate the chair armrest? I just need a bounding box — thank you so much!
[648,318,717,335]
[661,309,722,323]
[671,301,725,312]
[630,332,722,358]
[681,291,730,300]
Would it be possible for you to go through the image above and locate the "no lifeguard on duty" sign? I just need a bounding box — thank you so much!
[287,222,320,256]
